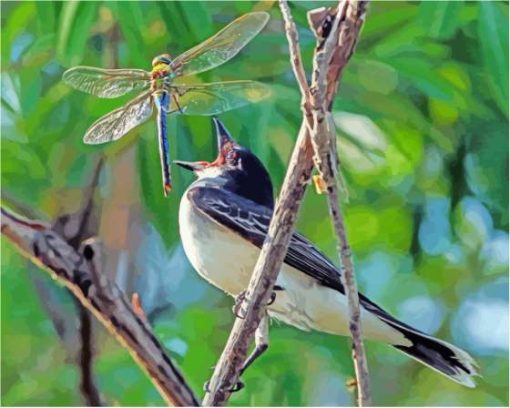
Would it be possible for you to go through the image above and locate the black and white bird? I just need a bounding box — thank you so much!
[175,117,478,389]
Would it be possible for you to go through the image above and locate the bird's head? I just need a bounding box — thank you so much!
[174,117,274,208]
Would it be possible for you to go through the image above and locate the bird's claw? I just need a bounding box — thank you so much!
[232,290,247,319]
[203,380,245,393]
[267,291,276,306]
[230,380,245,392]
[267,285,284,306]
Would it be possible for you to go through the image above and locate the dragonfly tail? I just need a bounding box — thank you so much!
[156,93,172,197]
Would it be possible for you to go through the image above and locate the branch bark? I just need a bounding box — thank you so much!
[203,1,368,406]
[77,302,102,406]
[1,207,199,407]
[306,2,371,406]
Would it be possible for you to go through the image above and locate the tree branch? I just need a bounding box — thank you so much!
[307,2,371,406]
[279,0,311,102]
[77,302,102,406]
[202,1,368,406]
[51,157,104,406]
[1,207,199,407]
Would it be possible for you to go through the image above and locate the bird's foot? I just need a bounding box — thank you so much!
[267,285,284,306]
[203,380,245,393]
[232,290,247,319]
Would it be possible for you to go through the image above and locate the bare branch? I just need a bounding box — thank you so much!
[77,302,102,406]
[307,2,372,406]
[279,0,311,104]
[1,207,199,407]
[52,156,104,406]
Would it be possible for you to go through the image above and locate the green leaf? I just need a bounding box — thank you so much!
[35,2,56,36]
[1,2,36,63]
[158,2,192,48]
[478,2,509,116]
[363,3,418,38]
[57,2,98,66]
[177,1,213,43]
[418,1,464,40]
[112,2,148,65]
[386,57,456,101]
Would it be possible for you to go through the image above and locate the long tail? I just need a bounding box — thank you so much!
[359,295,479,387]
[387,321,479,387]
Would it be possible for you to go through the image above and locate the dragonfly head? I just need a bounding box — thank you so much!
[152,53,172,68]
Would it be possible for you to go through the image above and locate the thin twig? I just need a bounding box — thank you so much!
[77,303,102,406]
[52,157,104,405]
[279,0,311,105]
[1,207,199,406]
[307,1,371,406]
[203,1,368,406]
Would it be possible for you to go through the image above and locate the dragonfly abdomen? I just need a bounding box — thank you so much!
[155,92,172,196]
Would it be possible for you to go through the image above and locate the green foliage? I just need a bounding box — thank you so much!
[1,1,508,406]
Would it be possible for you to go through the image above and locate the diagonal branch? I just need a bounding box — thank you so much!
[202,1,369,406]
[1,207,199,407]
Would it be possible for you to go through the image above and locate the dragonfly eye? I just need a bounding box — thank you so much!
[152,53,172,67]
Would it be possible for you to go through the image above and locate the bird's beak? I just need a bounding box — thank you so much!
[173,160,206,172]
[174,118,235,173]
[213,117,235,154]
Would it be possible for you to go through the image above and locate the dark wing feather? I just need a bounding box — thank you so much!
[187,186,344,293]
[188,186,433,338]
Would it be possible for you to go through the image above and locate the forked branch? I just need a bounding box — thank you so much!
[202,1,369,406]
[306,2,371,406]
[1,207,199,406]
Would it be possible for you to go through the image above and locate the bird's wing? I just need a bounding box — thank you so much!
[187,186,344,293]
[187,186,428,333]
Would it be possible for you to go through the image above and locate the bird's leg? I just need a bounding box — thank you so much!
[205,313,269,393]
[229,313,269,391]
[240,312,269,376]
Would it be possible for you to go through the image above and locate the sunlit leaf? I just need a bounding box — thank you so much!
[478,2,509,116]
[57,2,98,66]
[418,1,464,40]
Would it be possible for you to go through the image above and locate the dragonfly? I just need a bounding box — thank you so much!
[63,11,270,196]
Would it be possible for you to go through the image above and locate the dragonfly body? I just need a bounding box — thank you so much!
[63,12,270,196]
[153,89,171,195]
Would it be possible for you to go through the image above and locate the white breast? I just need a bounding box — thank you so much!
[179,191,259,296]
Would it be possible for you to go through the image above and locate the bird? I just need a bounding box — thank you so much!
[174,117,478,390]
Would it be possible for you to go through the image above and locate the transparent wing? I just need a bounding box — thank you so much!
[171,12,269,77]
[63,66,151,98]
[83,91,153,144]
[169,81,271,116]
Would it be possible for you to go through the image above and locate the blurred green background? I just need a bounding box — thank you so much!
[1,1,508,406]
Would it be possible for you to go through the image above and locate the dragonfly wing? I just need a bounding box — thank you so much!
[169,81,271,116]
[171,12,269,77]
[83,91,153,144]
[63,66,151,98]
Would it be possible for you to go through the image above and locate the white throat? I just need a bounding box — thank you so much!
[196,166,224,180]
